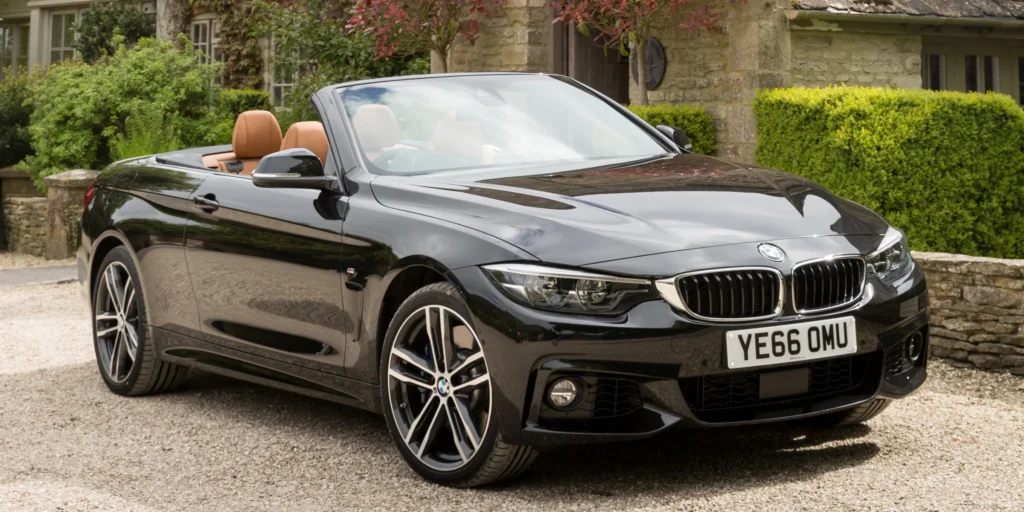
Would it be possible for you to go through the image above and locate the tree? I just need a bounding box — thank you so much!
[550,0,738,105]
[74,2,156,63]
[346,0,506,73]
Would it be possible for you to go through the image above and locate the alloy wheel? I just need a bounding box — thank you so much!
[387,305,491,472]
[94,261,140,383]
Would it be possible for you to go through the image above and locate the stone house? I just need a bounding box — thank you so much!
[0,0,293,105]
[444,0,1024,162]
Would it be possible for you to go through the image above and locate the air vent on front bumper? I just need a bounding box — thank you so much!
[660,268,784,322]
[791,257,866,313]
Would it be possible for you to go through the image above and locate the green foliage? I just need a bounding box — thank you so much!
[18,37,219,188]
[0,72,35,168]
[754,86,1024,259]
[249,0,429,129]
[190,0,264,88]
[74,2,156,63]
[627,104,715,155]
[110,104,183,160]
[179,88,273,147]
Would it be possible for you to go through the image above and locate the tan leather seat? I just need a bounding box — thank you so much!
[281,121,329,164]
[352,105,400,160]
[218,110,283,175]
[430,111,493,165]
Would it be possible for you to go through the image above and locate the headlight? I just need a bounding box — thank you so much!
[867,229,913,282]
[483,263,656,314]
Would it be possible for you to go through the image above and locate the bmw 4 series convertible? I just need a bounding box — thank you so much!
[79,73,928,487]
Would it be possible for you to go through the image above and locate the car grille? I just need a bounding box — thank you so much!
[680,355,870,417]
[592,378,644,418]
[884,340,913,375]
[791,257,866,313]
[676,269,782,321]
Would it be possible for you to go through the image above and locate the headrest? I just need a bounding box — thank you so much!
[232,110,283,159]
[281,121,329,164]
[352,104,399,151]
[431,111,483,163]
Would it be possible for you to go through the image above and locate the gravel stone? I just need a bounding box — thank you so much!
[1,283,1023,511]
[0,251,74,269]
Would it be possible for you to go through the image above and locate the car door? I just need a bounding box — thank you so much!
[183,171,349,375]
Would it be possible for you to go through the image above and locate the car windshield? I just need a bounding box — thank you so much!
[338,74,669,175]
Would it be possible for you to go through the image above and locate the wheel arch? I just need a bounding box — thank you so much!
[88,230,145,305]
[374,256,473,365]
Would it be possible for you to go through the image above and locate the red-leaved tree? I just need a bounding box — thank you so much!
[550,0,740,105]
[347,0,507,73]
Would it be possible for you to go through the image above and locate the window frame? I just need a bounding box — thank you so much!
[47,10,80,65]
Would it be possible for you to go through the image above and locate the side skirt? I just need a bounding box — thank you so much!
[151,327,383,414]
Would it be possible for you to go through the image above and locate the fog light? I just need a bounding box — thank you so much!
[907,332,924,362]
[547,378,582,410]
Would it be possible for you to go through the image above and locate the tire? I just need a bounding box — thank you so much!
[808,398,891,428]
[380,282,537,487]
[92,246,187,396]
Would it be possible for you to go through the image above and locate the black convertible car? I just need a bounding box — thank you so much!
[79,73,928,487]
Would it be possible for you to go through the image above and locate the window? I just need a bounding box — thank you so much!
[923,54,946,91]
[50,12,77,63]
[1019,57,1024,105]
[966,55,999,93]
[270,40,299,107]
[190,20,212,64]
[0,23,28,78]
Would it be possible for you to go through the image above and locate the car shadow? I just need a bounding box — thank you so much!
[171,369,882,497]
[2,363,881,504]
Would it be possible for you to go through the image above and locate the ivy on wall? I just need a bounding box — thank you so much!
[164,0,265,89]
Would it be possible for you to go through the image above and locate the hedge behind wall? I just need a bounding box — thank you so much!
[754,87,1024,259]
[628,104,716,156]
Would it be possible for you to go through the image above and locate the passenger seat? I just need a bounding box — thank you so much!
[280,121,329,164]
[219,110,283,175]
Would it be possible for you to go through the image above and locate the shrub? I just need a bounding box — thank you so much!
[179,89,273,147]
[627,104,715,155]
[754,86,1024,259]
[250,0,429,130]
[0,72,34,168]
[110,104,183,160]
[74,2,156,63]
[19,37,218,188]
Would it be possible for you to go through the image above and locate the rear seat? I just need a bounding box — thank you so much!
[206,110,283,175]
[280,121,329,164]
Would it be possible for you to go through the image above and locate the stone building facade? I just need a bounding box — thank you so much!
[443,0,1024,163]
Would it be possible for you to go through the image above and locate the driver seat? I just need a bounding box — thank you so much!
[352,105,400,161]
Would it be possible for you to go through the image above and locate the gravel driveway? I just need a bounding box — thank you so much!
[2,282,1023,511]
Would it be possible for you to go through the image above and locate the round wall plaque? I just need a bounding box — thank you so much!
[630,37,666,91]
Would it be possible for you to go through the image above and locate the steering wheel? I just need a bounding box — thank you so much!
[371,148,409,170]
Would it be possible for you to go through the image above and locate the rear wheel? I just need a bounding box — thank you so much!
[92,246,187,396]
[808,398,891,428]
[380,282,537,487]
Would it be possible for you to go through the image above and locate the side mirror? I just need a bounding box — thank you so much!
[251,148,338,190]
[656,125,693,153]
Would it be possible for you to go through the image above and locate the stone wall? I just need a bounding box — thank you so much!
[790,32,923,90]
[916,252,1024,375]
[443,0,550,73]
[640,0,792,163]
[2,197,48,257]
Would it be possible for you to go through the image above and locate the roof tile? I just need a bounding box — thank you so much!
[793,0,1024,20]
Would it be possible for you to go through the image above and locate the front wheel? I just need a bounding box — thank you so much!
[380,282,537,487]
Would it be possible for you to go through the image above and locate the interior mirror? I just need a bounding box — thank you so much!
[656,125,693,153]
[252,148,338,190]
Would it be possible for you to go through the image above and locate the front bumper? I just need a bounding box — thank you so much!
[450,255,928,447]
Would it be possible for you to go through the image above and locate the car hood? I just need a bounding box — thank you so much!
[368,154,889,267]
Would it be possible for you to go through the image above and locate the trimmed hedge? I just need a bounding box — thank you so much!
[628,104,715,155]
[754,87,1024,259]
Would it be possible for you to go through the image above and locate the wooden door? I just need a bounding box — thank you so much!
[550,21,630,104]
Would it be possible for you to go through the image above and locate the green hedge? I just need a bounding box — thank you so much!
[628,104,715,155]
[0,72,34,168]
[754,87,1024,259]
[179,88,273,147]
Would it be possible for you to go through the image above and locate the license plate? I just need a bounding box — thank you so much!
[725,317,857,370]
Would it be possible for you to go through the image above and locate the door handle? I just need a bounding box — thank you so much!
[193,194,219,212]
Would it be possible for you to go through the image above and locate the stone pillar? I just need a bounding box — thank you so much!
[43,169,100,260]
